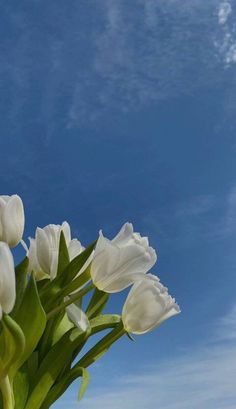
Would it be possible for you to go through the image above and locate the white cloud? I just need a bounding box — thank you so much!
[215,1,236,66]
[142,185,236,248]
[225,42,236,63]
[68,0,227,127]
[54,303,236,409]
[218,1,232,25]
[216,304,236,342]
[2,1,235,129]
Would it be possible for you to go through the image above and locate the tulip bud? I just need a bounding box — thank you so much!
[66,304,90,332]
[0,195,25,247]
[30,222,84,280]
[90,223,157,293]
[122,274,180,334]
[0,242,16,318]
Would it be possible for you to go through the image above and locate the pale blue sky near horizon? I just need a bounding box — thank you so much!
[1,1,236,408]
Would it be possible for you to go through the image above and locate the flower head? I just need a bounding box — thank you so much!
[0,195,25,247]
[90,223,157,293]
[122,274,180,334]
[0,242,16,318]
[28,222,84,280]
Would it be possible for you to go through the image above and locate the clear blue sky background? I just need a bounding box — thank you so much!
[1,1,236,408]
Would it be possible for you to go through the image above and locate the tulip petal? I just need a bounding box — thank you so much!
[102,272,147,293]
[30,222,85,281]
[112,222,134,246]
[91,224,157,293]
[92,242,156,293]
[50,249,59,280]
[2,195,25,247]
[27,238,48,280]
[66,304,89,332]
[68,239,84,261]
[0,242,16,314]
[122,275,180,334]
[62,222,71,245]
[91,238,121,288]
[36,228,51,274]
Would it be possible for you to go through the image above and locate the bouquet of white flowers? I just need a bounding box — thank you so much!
[0,194,180,409]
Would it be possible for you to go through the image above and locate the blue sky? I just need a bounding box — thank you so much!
[1,0,236,408]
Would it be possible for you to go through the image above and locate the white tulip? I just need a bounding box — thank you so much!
[122,274,180,334]
[0,195,25,247]
[0,242,16,319]
[66,304,89,332]
[26,238,48,281]
[90,223,157,293]
[28,222,84,280]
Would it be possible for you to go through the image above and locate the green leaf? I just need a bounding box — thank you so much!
[11,257,29,318]
[51,312,74,346]
[13,276,46,372]
[68,314,121,368]
[24,328,89,409]
[13,364,29,409]
[77,322,125,369]
[78,367,90,400]
[90,314,121,334]
[27,352,39,383]
[40,241,96,311]
[59,240,96,286]
[38,310,74,361]
[57,231,70,277]
[36,279,50,293]
[59,267,91,299]
[86,288,109,319]
[40,367,90,409]
[0,315,25,376]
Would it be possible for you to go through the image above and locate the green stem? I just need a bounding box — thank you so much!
[46,283,95,320]
[0,376,14,409]
[40,321,124,408]
[76,322,125,368]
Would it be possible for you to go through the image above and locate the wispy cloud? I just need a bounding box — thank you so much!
[55,303,236,409]
[1,1,235,130]
[215,1,236,66]
[218,1,232,25]
[142,184,236,247]
[216,303,236,342]
[68,0,228,127]
[175,195,215,218]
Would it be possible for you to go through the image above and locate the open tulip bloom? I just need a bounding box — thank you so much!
[0,195,180,409]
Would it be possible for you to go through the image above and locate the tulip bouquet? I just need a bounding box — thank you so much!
[0,194,180,409]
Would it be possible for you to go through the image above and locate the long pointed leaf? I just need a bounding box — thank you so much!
[13,276,46,372]
[24,328,88,409]
[11,257,29,318]
[40,367,89,409]
[57,231,70,277]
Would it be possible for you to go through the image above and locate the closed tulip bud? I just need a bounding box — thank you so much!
[0,242,16,319]
[0,195,25,247]
[66,304,90,332]
[90,223,157,293]
[28,222,84,280]
[122,274,180,334]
